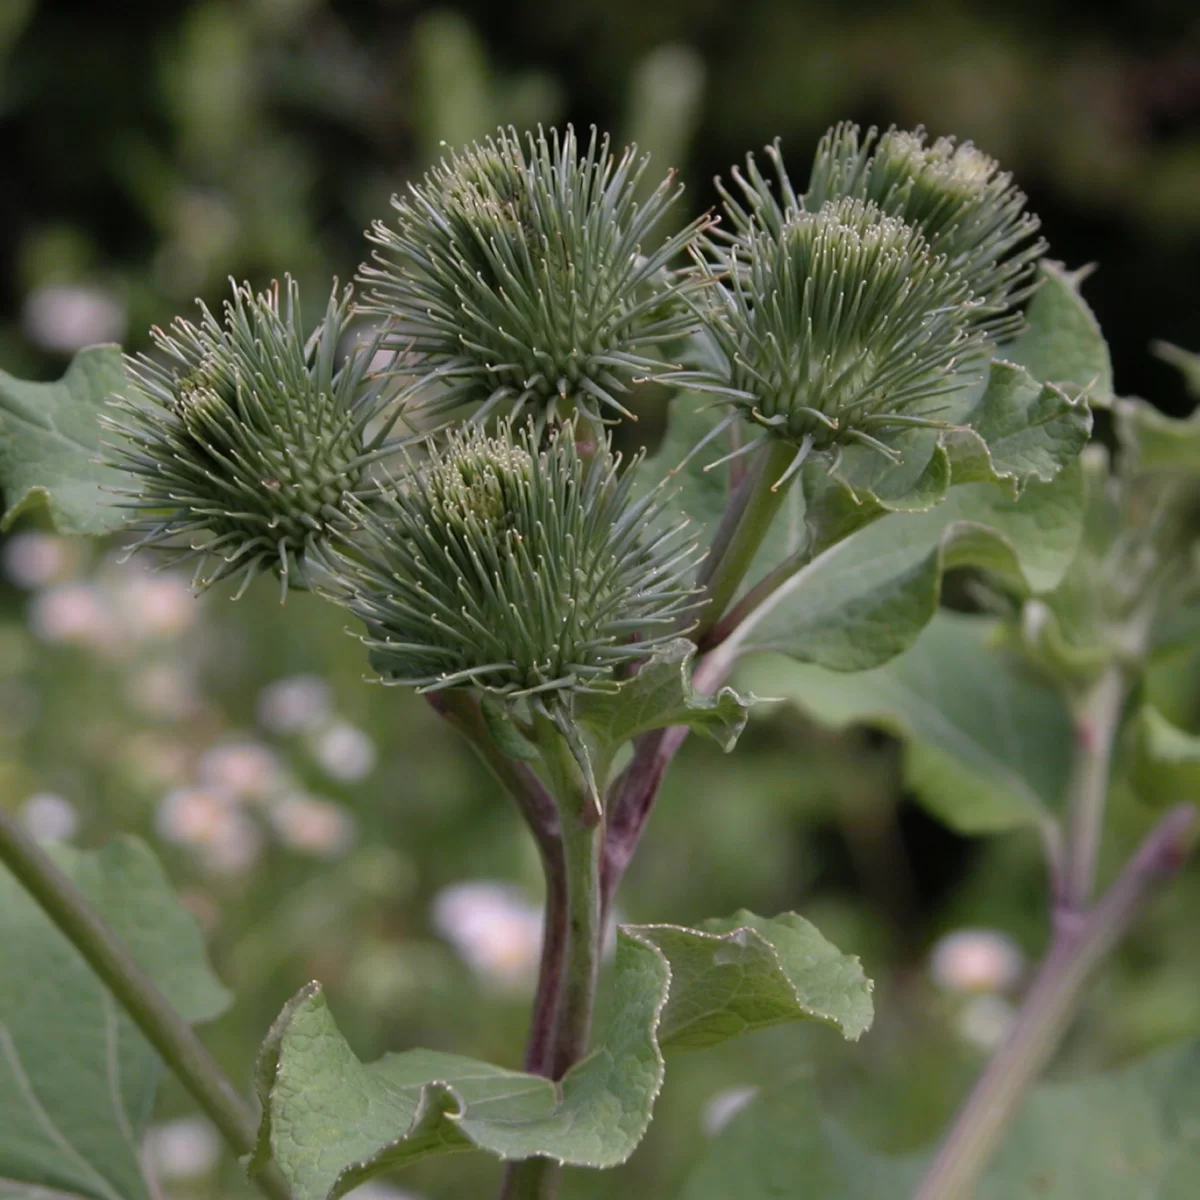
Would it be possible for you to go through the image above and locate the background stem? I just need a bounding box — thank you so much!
[1060,663,1127,909]
[0,808,292,1200]
[912,802,1194,1200]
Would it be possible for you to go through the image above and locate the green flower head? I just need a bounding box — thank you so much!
[110,278,400,599]
[359,125,709,427]
[723,123,1044,337]
[681,196,985,476]
[322,420,700,698]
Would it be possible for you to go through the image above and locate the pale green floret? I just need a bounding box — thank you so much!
[322,421,700,698]
[360,125,709,427]
[109,277,401,600]
[676,197,985,478]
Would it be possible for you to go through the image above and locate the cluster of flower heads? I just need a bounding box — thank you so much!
[112,277,401,600]
[320,420,699,696]
[113,121,1046,704]
[360,125,709,426]
[680,123,1046,480]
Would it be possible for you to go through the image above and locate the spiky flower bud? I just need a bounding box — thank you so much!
[322,421,699,698]
[681,196,985,475]
[359,125,708,426]
[110,278,399,599]
[723,124,1044,337]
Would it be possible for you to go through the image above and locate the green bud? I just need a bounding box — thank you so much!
[359,125,708,426]
[724,123,1044,337]
[109,278,400,599]
[321,420,700,698]
[680,196,985,469]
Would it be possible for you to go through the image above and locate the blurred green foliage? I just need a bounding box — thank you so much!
[1,1,1199,1197]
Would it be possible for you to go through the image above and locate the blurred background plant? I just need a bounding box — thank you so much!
[0,1,1198,1196]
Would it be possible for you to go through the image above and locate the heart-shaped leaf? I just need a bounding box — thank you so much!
[251,911,872,1199]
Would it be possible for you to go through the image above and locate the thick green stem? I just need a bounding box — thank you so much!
[500,711,604,1200]
[0,808,292,1200]
[692,437,798,643]
[914,804,1194,1200]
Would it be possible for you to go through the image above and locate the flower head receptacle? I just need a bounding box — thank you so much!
[360,125,709,429]
[110,278,401,600]
[322,420,700,702]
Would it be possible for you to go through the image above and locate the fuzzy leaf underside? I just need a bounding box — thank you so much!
[1005,260,1114,403]
[0,347,132,535]
[729,454,1086,673]
[576,639,759,756]
[740,611,1074,832]
[683,1042,1200,1200]
[251,912,872,1199]
[0,838,230,1200]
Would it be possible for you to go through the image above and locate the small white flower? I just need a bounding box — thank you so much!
[20,793,78,842]
[313,720,377,782]
[702,1085,760,1137]
[126,663,201,721]
[197,741,285,802]
[143,1116,220,1180]
[956,994,1017,1051]
[29,582,117,650]
[155,786,262,875]
[269,794,357,857]
[930,929,1025,995]
[156,786,236,846]
[2,533,74,588]
[431,881,543,990]
[117,571,197,639]
[23,283,126,354]
[257,674,333,735]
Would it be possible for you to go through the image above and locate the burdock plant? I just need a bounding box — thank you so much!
[8,118,1196,1200]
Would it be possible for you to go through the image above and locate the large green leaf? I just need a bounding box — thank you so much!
[251,911,872,1199]
[683,1042,1200,1200]
[0,837,230,1200]
[0,346,132,535]
[740,612,1073,833]
[726,455,1086,672]
[577,639,758,767]
[1005,261,1114,404]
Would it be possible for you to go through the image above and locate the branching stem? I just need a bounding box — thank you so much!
[692,437,798,643]
[913,804,1195,1200]
[0,808,292,1200]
